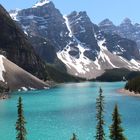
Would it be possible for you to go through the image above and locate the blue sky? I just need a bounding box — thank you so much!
[1,0,140,25]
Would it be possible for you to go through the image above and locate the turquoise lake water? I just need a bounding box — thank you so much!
[0,82,140,140]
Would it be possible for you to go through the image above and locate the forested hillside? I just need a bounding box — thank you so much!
[125,77,140,93]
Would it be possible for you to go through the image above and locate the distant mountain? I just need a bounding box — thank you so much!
[99,18,116,33]
[99,18,140,49]
[9,0,140,79]
[0,55,48,93]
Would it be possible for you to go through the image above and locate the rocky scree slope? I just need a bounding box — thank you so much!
[0,55,49,93]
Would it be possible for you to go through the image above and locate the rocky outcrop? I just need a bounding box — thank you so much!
[0,4,47,79]
[99,18,116,33]
[16,1,72,51]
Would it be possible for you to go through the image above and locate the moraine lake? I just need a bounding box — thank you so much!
[0,82,140,140]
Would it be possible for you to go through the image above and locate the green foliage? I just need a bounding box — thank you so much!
[96,68,130,82]
[95,88,106,140]
[110,104,127,140]
[70,133,78,140]
[125,76,140,93]
[16,97,27,140]
[126,71,140,80]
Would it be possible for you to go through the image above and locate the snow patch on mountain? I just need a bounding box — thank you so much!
[119,56,130,65]
[57,43,91,74]
[130,59,140,67]
[96,38,118,68]
[57,15,94,75]
[33,0,50,8]
[63,15,88,50]
[58,16,129,77]
[63,16,73,37]
[119,56,140,70]
[22,25,29,35]
[21,87,28,91]
[0,55,6,82]
[94,58,101,70]
[9,9,20,21]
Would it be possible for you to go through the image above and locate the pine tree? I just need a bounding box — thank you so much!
[109,104,127,140]
[16,97,27,140]
[70,133,78,140]
[95,87,105,140]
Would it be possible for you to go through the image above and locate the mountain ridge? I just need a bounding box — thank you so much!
[9,0,140,79]
[99,18,140,49]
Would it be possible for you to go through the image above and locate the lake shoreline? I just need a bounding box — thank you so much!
[0,92,10,100]
[117,88,140,97]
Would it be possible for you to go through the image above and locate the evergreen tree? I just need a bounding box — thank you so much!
[16,97,27,140]
[70,133,78,140]
[95,87,105,140]
[109,104,127,140]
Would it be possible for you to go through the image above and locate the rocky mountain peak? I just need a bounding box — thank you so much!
[67,10,92,29]
[99,18,114,27]
[100,17,140,51]
[18,0,56,17]
[68,11,88,19]
[98,18,116,34]
[121,18,132,25]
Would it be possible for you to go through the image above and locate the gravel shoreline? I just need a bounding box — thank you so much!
[117,88,140,97]
[0,92,10,100]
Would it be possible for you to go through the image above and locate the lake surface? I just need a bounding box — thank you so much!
[0,82,140,140]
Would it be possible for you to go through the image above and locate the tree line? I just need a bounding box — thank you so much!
[125,76,140,94]
[16,88,127,140]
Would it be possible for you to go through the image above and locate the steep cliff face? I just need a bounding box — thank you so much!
[66,11,99,60]
[99,18,116,33]
[17,1,72,50]
[0,5,47,79]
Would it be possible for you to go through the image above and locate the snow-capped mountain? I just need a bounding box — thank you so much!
[9,0,140,79]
